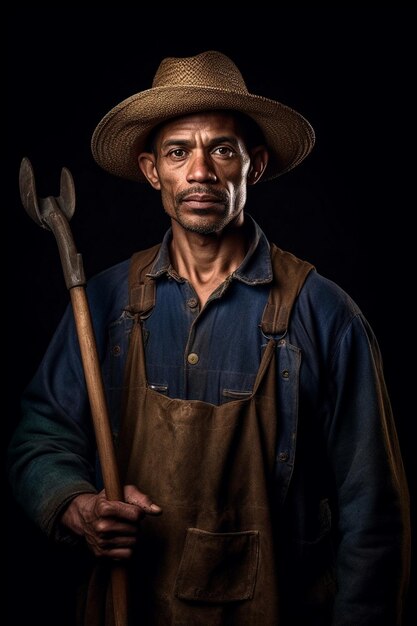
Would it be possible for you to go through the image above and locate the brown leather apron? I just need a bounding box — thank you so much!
[82,244,312,626]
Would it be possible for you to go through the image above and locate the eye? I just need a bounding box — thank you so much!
[168,148,187,159]
[212,146,235,158]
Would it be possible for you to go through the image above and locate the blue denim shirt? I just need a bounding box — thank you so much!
[142,218,272,404]
[8,215,410,625]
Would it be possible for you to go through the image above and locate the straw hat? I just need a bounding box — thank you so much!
[91,51,315,182]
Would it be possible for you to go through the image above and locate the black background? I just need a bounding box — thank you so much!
[6,8,415,625]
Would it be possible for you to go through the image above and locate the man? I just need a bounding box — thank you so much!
[8,51,410,625]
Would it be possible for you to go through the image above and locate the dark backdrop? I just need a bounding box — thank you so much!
[7,8,415,625]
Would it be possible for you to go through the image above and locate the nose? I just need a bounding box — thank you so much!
[186,151,217,183]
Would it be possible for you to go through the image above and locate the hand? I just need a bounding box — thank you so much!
[60,484,162,559]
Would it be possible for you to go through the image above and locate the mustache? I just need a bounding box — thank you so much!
[176,186,228,204]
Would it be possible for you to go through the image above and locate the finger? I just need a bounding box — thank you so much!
[95,546,136,560]
[85,530,137,554]
[123,485,162,515]
[99,535,138,550]
[95,498,144,522]
[106,548,136,561]
[94,519,140,538]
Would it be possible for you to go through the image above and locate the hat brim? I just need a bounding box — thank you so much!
[91,85,315,182]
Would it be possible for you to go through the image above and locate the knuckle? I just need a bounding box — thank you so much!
[95,520,110,535]
[96,499,113,516]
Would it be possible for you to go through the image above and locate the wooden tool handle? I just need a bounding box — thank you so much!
[70,286,128,626]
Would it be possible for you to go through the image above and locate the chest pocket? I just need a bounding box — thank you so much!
[222,389,253,400]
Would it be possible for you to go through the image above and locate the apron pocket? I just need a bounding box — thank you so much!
[175,528,259,603]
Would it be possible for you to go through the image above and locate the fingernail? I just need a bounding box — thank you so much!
[149,503,162,513]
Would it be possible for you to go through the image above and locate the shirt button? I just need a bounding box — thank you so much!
[187,298,198,309]
[278,451,289,462]
[187,352,199,365]
[281,369,290,379]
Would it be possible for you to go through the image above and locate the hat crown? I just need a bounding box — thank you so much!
[152,51,249,93]
[92,50,315,183]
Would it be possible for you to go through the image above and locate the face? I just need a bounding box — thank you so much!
[138,112,268,235]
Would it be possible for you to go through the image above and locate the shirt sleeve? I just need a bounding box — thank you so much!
[326,313,410,625]
[7,304,98,538]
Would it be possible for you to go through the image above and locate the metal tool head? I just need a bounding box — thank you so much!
[18,157,85,289]
[19,157,76,228]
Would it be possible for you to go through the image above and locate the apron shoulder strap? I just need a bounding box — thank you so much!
[126,240,313,329]
[261,243,314,335]
[126,244,161,316]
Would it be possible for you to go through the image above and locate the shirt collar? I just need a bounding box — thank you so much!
[147,214,273,285]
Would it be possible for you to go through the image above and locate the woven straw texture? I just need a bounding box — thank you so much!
[91,51,315,182]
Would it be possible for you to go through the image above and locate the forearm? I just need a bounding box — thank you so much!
[8,445,97,537]
[8,398,97,537]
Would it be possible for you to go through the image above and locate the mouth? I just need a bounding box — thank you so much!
[180,194,225,210]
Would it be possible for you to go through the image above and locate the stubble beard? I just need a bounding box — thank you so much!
[173,205,233,235]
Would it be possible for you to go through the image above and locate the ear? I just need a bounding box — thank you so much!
[247,146,269,185]
[138,152,161,190]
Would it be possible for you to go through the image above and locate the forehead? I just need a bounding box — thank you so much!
[155,111,244,141]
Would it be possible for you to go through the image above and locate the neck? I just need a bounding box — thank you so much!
[169,216,248,308]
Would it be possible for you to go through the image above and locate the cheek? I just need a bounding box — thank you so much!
[229,177,248,198]
[159,178,180,210]
[158,167,181,192]
[228,161,250,189]
[231,179,248,208]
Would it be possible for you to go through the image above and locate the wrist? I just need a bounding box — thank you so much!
[60,492,96,536]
